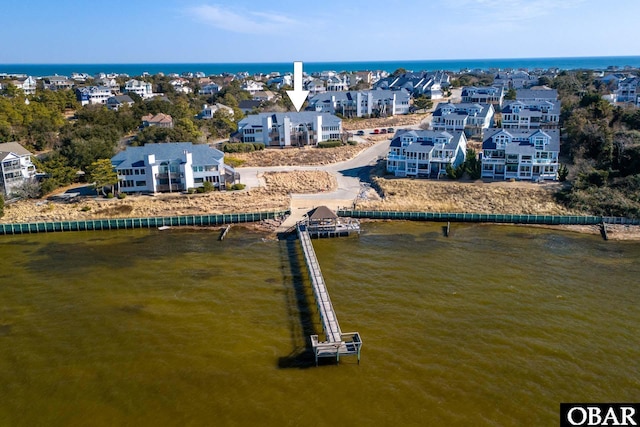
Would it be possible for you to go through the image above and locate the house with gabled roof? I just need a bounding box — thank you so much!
[124,79,153,99]
[237,112,342,147]
[616,77,640,103]
[43,75,74,91]
[200,83,220,95]
[75,86,113,105]
[200,103,234,119]
[0,142,37,198]
[481,128,559,181]
[387,130,467,178]
[500,99,560,130]
[461,86,505,107]
[10,76,37,95]
[308,89,410,118]
[106,95,135,111]
[111,142,235,193]
[494,70,537,89]
[431,102,494,138]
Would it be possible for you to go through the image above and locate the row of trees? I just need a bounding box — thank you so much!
[553,71,640,217]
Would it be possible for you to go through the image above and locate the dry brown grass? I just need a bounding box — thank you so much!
[357,177,577,215]
[262,171,337,193]
[342,113,431,131]
[230,142,375,167]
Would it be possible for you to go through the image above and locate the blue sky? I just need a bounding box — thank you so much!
[1,0,638,63]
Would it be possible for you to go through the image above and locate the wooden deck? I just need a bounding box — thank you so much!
[297,224,362,365]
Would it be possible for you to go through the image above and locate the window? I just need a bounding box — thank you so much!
[135,180,146,187]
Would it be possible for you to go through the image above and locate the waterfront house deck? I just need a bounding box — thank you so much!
[305,206,360,238]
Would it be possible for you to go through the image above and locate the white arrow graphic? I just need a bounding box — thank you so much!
[286,61,309,112]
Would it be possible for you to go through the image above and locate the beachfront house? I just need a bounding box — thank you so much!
[431,102,495,138]
[237,112,342,147]
[75,86,113,106]
[0,142,37,198]
[500,99,560,130]
[494,70,537,89]
[124,79,153,99]
[307,90,410,118]
[386,130,467,178]
[374,71,449,98]
[111,142,236,194]
[461,86,505,107]
[481,128,559,181]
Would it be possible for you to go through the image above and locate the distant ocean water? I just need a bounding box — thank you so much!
[1,56,640,78]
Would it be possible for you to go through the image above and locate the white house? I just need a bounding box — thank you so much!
[386,130,468,178]
[494,70,537,89]
[111,142,235,193]
[241,80,264,95]
[616,77,640,103]
[75,86,113,105]
[170,78,193,94]
[124,79,153,99]
[481,128,559,181]
[10,76,37,95]
[200,83,220,95]
[431,102,495,138]
[0,142,37,198]
[237,112,342,147]
[461,86,505,107]
[308,90,410,118]
[500,99,561,130]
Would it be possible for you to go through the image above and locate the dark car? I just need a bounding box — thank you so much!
[387,127,395,133]
[356,130,365,136]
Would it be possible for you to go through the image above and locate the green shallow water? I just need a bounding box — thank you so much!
[0,222,638,426]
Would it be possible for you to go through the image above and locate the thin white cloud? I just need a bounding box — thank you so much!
[446,0,586,22]
[186,4,300,34]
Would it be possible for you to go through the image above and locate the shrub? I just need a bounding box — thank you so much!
[81,205,91,212]
[106,192,114,199]
[253,143,265,151]
[225,156,246,168]
[222,142,257,153]
[196,187,205,193]
[347,140,357,146]
[202,181,215,193]
[187,187,196,194]
[318,140,342,149]
[230,183,246,191]
[558,164,569,182]
[0,194,4,218]
[117,193,126,199]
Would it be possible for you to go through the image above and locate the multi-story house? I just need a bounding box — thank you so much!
[386,130,467,178]
[237,112,342,147]
[75,86,113,105]
[10,76,37,95]
[305,79,326,95]
[111,142,235,194]
[42,75,74,91]
[241,80,263,95]
[481,128,559,181]
[308,90,410,118]
[494,70,537,89]
[0,142,37,198]
[615,77,640,103]
[124,79,153,99]
[431,102,495,138]
[374,71,449,99]
[500,99,560,130]
[461,86,505,107]
[200,83,220,95]
[325,75,349,91]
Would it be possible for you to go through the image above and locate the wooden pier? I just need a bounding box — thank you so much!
[297,224,362,365]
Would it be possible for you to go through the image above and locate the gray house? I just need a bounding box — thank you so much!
[237,112,342,147]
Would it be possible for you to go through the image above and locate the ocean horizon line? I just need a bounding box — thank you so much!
[2,55,640,77]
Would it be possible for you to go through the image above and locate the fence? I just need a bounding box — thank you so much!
[0,210,290,236]
[337,210,640,226]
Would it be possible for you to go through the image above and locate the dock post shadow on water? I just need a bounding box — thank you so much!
[442,221,451,237]
[276,234,318,369]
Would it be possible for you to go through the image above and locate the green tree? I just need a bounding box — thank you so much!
[413,95,433,111]
[505,88,517,100]
[87,159,118,196]
[464,148,482,179]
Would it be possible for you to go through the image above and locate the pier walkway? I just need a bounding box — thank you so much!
[297,224,362,365]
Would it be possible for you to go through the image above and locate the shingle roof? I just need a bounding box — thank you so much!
[111,142,223,169]
[0,142,33,158]
[238,112,341,128]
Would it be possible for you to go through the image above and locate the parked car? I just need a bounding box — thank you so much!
[356,130,365,136]
[387,127,395,133]
[373,129,380,134]
[380,129,387,134]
